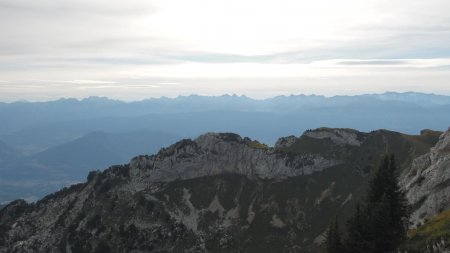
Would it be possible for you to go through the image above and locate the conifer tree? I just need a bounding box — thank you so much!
[344,154,410,253]
[345,202,372,253]
[326,217,343,253]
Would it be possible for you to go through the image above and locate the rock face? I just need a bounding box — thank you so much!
[274,135,297,149]
[0,128,446,253]
[129,133,339,187]
[401,128,450,227]
[303,128,366,147]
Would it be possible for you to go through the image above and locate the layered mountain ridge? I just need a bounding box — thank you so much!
[0,127,449,252]
[2,92,449,203]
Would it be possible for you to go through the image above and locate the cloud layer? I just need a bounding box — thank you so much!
[1,0,450,101]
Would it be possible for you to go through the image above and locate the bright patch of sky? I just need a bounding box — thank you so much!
[1,0,450,101]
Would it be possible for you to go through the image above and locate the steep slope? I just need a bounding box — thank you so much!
[0,128,443,253]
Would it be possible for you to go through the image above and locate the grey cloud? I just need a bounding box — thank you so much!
[2,0,449,70]
[0,0,155,16]
[336,60,409,66]
[162,52,277,64]
[1,0,450,102]
[62,37,163,49]
[356,24,450,33]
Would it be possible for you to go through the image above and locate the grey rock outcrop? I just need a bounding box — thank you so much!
[303,128,365,146]
[401,128,450,226]
[129,132,340,188]
[274,135,297,149]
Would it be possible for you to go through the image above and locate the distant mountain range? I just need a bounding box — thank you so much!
[1,92,450,152]
[0,92,449,203]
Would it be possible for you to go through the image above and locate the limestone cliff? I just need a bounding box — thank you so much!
[402,128,450,227]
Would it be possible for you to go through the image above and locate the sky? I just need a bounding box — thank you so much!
[1,0,450,101]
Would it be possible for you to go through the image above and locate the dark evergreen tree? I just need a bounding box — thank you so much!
[386,155,410,244]
[345,202,373,253]
[344,154,410,253]
[326,217,343,253]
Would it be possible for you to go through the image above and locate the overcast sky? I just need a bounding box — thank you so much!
[1,0,450,101]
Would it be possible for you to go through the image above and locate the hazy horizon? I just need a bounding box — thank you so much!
[1,90,450,103]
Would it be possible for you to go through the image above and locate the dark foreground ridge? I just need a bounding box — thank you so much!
[1,127,449,252]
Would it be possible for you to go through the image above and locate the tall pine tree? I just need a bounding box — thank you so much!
[326,217,343,253]
[345,202,374,253]
[344,154,410,253]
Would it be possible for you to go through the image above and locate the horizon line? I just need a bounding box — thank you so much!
[1,91,449,104]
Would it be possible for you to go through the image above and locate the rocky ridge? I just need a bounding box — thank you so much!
[129,132,339,186]
[0,127,447,253]
[303,128,365,146]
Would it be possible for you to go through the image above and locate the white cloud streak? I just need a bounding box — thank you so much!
[60,80,117,84]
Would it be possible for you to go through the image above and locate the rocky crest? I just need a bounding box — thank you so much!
[303,128,366,147]
[274,135,297,149]
[129,132,339,187]
[0,128,447,253]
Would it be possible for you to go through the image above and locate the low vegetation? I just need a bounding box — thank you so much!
[401,209,450,252]
[245,140,269,150]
